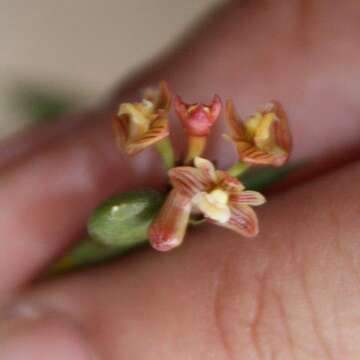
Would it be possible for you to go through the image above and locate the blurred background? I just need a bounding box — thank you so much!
[0,0,224,139]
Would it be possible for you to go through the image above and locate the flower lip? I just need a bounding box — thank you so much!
[192,189,231,224]
[175,94,222,137]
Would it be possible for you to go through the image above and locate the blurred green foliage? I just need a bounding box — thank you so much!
[12,83,79,123]
[241,163,300,192]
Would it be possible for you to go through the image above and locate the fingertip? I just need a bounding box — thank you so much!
[0,304,99,360]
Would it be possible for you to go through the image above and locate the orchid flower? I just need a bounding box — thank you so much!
[113,81,171,155]
[225,100,292,166]
[175,95,222,163]
[149,157,266,251]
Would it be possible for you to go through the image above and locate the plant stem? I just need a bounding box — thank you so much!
[155,137,175,169]
[227,161,250,178]
[185,136,206,164]
[48,237,142,276]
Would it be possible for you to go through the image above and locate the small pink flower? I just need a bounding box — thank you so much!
[149,157,266,251]
[175,95,222,137]
[175,95,222,163]
[113,81,172,155]
[225,100,292,166]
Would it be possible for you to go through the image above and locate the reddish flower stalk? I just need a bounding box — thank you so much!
[149,157,266,251]
[225,100,292,166]
[175,95,222,163]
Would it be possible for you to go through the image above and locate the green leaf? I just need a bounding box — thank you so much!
[48,237,128,275]
[48,189,165,275]
[88,189,165,247]
[240,163,301,192]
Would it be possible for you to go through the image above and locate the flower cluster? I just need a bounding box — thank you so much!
[113,81,292,251]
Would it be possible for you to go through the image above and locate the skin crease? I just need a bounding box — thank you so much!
[0,0,360,358]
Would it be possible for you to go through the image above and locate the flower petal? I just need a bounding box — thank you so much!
[175,95,221,137]
[169,166,208,197]
[217,171,245,192]
[194,157,217,183]
[211,204,259,237]
[231,190,266,206]
[235,141,288,166]
[263,101,292,154]
[225,99,245,140]
[143,81,172,113]
[193,191,231,224]
[149,190,191,252]
[124,116,169,155]
[174,95,189,122]
[157,80,172,113]
[253,112,277,151]
[210,95,222,121]
[112,114,129,151]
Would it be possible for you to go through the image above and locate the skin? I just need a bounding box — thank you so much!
[0,0,360,358]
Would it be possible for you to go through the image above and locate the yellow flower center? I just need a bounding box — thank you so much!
[192,188,231,223]
[118,100,156,141]
[209,188,229,204]
[187,104,210,114]
[244,112,278,151]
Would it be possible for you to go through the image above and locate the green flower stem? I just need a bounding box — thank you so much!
[48,237,140,276]
[227,161,251,178]
[155,137,175,169]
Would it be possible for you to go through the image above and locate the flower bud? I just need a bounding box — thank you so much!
[88,190,165,247]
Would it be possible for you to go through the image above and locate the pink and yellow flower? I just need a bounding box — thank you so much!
[225,100,292,166]
[175,95,222,163]
[113,81,172,155]
[149,157,266,251]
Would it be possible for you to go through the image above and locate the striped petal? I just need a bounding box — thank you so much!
[149,190,191,252]
[231,190,266,206]
[217,170,245,192]
[263,101,292,154]
[169,166,209,198]
[235,141,288,166]
[124,116,169,155]
[225,99,245,140]
[194,157,217,183]
[211,204,259,237]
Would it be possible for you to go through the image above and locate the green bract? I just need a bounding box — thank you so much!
[88,189,165,247]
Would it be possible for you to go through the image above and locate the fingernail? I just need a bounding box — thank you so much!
[0,302,99,360]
